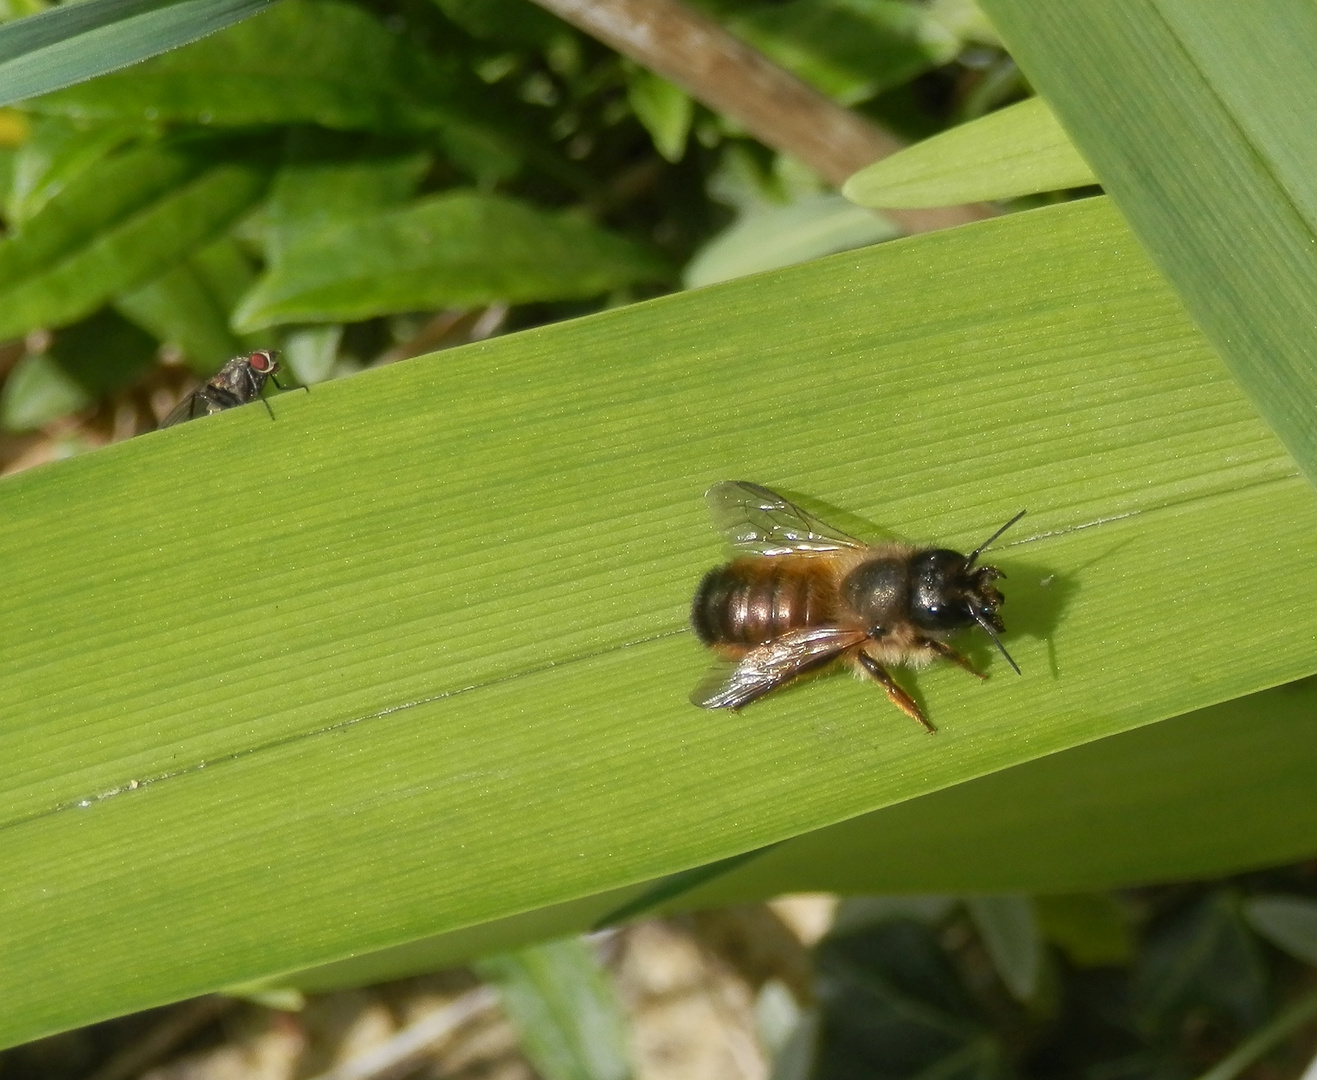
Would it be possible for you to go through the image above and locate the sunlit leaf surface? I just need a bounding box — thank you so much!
[3,197,1316,1047]
[979,0,1317,489]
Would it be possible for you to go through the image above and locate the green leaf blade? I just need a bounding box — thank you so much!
[0,0,277,106]
[4,197,1317,1048]
[843,96,1097,208]
[976,0,1317,490]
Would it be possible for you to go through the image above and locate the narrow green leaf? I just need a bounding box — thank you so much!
[683,194,898,287]
[6,197,1317,1047]
[274,677,1317,995]
[1243,897,1317,967]
[233,191,668,329]
[477,939,632,1080]
[1195,990,1317,1080]
[843,97,1097,208]
[965,896,1041,1002]
[0,0,277,107]
[0,156,270,338]
[977,0,1317,489]
[688,679,1317,905]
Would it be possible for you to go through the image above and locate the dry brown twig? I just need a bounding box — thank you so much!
[531,0,996,232]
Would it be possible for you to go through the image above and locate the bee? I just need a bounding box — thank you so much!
[160,350,286,428]
[690,481,1025,732]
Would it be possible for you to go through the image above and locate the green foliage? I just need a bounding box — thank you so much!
[5,195,1317,1047]
[978,0,1317,492]
[844,96,1097,207]
[477,939,632,1080]
[3,0,1317,1072]
[793,879,1317,1080]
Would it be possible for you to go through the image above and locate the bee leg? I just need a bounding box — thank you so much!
[919,638,986,680]
[854,652,935,733]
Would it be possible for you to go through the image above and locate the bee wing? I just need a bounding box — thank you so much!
[705,481,867,555]
[691,625,868,709]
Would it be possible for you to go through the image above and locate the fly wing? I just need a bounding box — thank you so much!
[691,625,867,709]
[160,390,209,428]
[705,481,867,556]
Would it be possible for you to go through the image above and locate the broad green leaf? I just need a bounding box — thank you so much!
[1130,893,1268,1036]
[0,0,277,106]
[432,0,568,50]
[1243,897,1317,967]
[43,306,159,395]
[115,236,258,371]
[683,193,898,287]
[965,896,1040,1002]
[0,308,157,428]
[264,676,1317,996]
[843,97,1097,209]
[232,191,668,329]
[687,679,1317,905]
[25,0,524,180]
[7,197,1317,1047]
[477,939,632,1080]
[1034,894,1133,968]
[625,68,692,164]
[0,155,269,338]
[263,130,432,263]
[7,115,136,224]
[0,349,89,429]
[0,139,204,293]
[729,0,960,105]
[812,918,999,1080]
[976,1,1317,490]
[281,324,342,384]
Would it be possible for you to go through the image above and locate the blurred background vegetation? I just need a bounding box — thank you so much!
[4,1,1317,1078]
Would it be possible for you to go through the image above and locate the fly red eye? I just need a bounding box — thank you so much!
[249,351,273,372]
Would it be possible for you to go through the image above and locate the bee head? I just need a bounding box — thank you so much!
[966,565,1006,631]
[911,509,1026,674]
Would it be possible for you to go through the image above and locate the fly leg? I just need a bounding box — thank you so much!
[918,638,987,680]
[854,651,934,733]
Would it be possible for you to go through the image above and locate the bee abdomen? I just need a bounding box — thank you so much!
[691,558,837,647]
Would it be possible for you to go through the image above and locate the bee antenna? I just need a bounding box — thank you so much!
[971,611,1022,675]
[966,509,1027,570]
